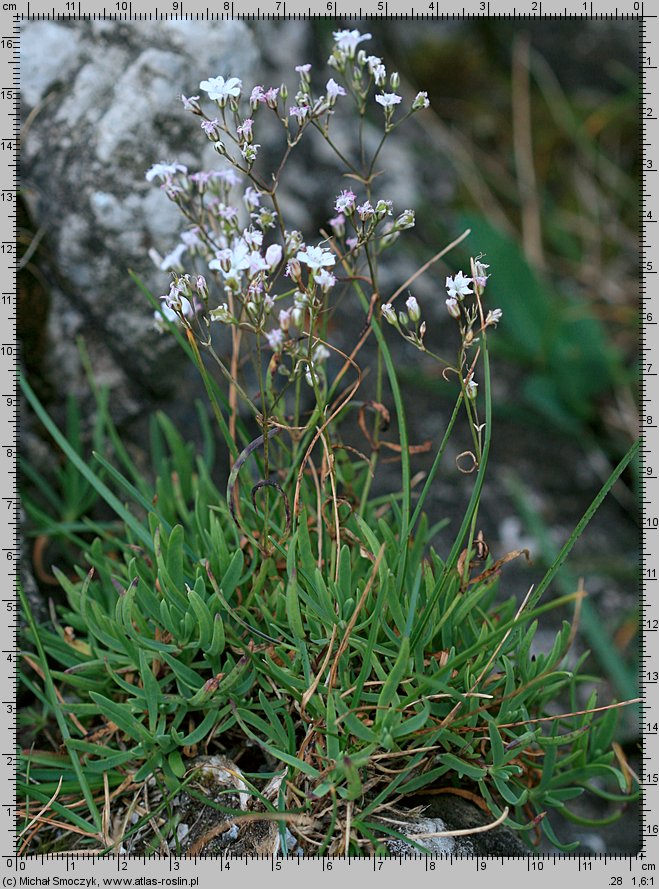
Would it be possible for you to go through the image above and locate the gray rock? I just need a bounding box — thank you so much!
[382,795,528,856]
[21,19,259,409]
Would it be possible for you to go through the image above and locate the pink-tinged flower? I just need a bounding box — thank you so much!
[474,260,490,288]
[357,201,375,220]
[180,94,200,112]
[214,169,242,187]
[446,271,473,300]
[199,75,242,104]
[295,63,312,74]
[278,308,292,331]
[217,204,239,223]
[286,259,302,280]
[145,162,188,182]
[263,87,280,107]
[190,171,214,190]
[412,91,430,110]
[195,275,208,298]
[328,214,345,237]
[335,190,356,214]
[297,245,336,271]
[375,92,402,108]
[289,105,309,125]
[315,268,336,291]
[265,328,284,351]
[250,85,266,106]
[445,297,460,319]
[346,237,359,250]
[406,295,421,322]
[201,118,221,138]
[333,28,372,57]
[326,78,347,103]
[243,186,262,211]
[265,244,283,269]
[237,118,254,141]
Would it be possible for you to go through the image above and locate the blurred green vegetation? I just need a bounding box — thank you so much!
[372,19,638,458]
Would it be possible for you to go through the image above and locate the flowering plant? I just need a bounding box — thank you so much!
[18,28,638,856]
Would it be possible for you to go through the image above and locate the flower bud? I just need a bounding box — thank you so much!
[405,295,421,323]
[412,91,430,111]
[280,82,288,101]
[445,297,460,319]
[381,303,397,325]
[394,209,415,231]
[195,275,209,300]
[390,71,400,90]
[465,379,478,400]
[287,258,302,282]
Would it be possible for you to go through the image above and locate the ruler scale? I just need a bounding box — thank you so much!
[7,1,653,884]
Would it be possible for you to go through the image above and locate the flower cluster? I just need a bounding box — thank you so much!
[148,29,438,414]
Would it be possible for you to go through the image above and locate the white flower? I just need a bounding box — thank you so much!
[243,228,263,249]
[446,271,473,300]
[210,302,232,323]
[265,328,284,351]
[326,78,347,103]
[335,190,356,214]
[406,295,420,322]
[240,143,260,164]
[297,245,336,271]
[373,64,387,86]
[333,29,371,57]
[199,75,242,104]
[375,199,393,218]
[375,93,402,108]
[486,308,503,326]
[159,243,187,271]
[394,209,415,230]
[413,91,430,111]
[315,268,336,292]
[145,162,187,182]
[313,344,331,363]
[265,244,283,269]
